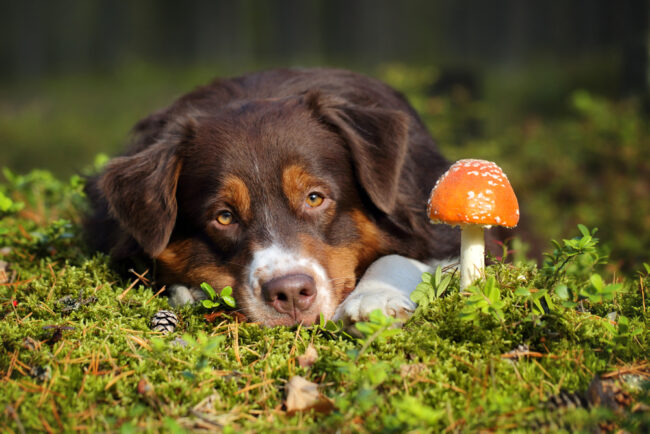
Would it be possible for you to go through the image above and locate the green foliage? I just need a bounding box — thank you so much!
[580,273,624,303]
[200,282,236,310]
[514,286,554,320]
[390,395,446,427]
[1,167,86,224]
[541,224,604,283]
[180,331,227,378]
[459,276,505,323]
[410,266,453,307]
[0,191,24,220]
[353,309,401,349]
[537,225,608,307]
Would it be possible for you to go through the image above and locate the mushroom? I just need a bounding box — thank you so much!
[427,159,519,290]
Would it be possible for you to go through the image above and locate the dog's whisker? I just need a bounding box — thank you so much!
[327,277,355,283]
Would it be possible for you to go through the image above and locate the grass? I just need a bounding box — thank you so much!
[0,165,649,432]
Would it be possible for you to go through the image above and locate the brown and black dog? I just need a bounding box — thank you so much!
[85,68,460,326]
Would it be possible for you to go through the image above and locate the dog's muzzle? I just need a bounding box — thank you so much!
[261,273,317,319]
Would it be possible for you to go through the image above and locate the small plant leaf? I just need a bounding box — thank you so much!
[554,284,569,300]
[200,282,217,301]
[590,274,604,291]
[434,266,442,286]
[515,287,531,297]
[220,285,233,297]
[201,299,219,309]
[222,295,236,308]
[577,223,590,238]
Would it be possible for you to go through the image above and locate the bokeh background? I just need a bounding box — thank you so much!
[1,0,649,272]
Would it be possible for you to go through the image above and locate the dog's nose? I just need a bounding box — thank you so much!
[261,273,316,317]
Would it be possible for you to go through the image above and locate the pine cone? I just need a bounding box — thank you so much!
[587,377,633,413]
[150,310,179,334]
[544,390,590,411]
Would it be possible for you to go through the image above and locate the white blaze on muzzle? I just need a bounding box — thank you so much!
[246,244,335,321]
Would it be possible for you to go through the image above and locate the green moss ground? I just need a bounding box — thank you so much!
[0,167,648,433]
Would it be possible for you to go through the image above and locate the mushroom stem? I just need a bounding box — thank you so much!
[460,224,485,290]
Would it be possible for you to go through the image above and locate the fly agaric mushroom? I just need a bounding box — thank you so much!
[427,159,519,290]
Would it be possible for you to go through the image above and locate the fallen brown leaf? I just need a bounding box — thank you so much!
[297,344,318,368]
[399,363,427,378]
[204,311,247,323]
[285,376,335,415]
[0,260,9,284]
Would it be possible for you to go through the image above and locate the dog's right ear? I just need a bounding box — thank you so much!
[98,114,197,257]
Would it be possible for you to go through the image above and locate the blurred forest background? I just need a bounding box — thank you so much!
[1,0,649,272]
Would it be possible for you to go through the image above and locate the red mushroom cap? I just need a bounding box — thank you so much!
[427,159,519,227]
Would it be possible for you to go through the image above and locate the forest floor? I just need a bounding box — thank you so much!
[0,169,648,432]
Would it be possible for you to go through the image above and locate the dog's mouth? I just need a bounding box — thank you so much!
[241,245,337,326]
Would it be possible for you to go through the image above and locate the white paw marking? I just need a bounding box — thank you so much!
[167,284,207,307]
[333,254,457,325]
[333,286,415,324]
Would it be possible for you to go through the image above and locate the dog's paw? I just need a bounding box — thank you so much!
[333,286,416,326]
[167,284,207,307]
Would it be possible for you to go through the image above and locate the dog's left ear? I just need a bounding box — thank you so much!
[306,91,409,214]
[97,114,197,257]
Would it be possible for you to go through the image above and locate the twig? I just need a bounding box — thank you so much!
[145,285,166,305]
[232,319,241,366]
[640,276,646,313]
[117,279,140,301]
[118,269,150,300]
[128,268,151,285]
[5,405,26,434]
[235,378,275,395]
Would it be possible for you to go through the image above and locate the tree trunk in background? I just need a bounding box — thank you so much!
[0,0,648,102]
[621,0,648,100]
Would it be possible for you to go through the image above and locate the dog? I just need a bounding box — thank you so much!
[85,68,461,327]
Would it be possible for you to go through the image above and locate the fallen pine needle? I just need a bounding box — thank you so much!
[104,370,136,391]
[500,351,544,359]
[127,335,151,351]
[236,379,275,395]
[145,285,166,305]
[117,279,140,301]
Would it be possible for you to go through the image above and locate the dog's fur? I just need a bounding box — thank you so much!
[85,68,461,326]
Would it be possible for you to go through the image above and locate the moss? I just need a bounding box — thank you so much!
[1,169,649,432]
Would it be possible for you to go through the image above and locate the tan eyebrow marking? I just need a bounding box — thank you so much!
[282,164,322,211]
[219,175,251,221]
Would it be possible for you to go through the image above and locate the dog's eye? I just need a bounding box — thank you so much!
[305,192,324,208]
[216,211,234,225]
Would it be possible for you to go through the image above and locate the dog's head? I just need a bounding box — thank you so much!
[98,92,410,325]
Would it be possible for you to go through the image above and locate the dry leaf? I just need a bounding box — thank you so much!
[204,311,247,323]
[399,363,427,379]
[0,260,8,284]
[137,378,153,395]
[297,344,318,368]
[285,376,334,414]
